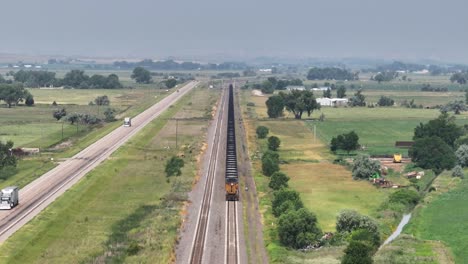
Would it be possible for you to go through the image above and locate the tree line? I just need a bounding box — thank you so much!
[265,90,320,119]
[3,70,123,89]
[307,67,358,81]
[114,59,247,71]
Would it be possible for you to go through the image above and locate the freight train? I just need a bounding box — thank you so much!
[225,84,239,201]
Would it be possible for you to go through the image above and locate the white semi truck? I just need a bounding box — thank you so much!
[123,117,132,127]
[0,186,19,210]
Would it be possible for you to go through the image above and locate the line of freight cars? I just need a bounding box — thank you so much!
[225,84,239,201]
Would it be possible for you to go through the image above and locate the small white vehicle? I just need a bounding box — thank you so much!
[0,186,19,210]
[123,117,132,127]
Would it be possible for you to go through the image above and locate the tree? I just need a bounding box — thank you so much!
[25,94,34,106]
[278,208,322,249]
[262,157,279,176]
[0,140,17,169]
[337,85,346,98]
[269,171,290,190]
[455,144,468,167]
[165,78,177,88]
[256,126,269,139]
[272,189,304,217]
[53,108,67,121]
[348,89,366,107]
[280,90,319,119]
[440,100,467,115]
[62,70,89,87]
[323,88,332,98]
[94,95,110,106]
[450,72,468,85]
[336,210,379,234]
[409,136,456,174]
[341,241,373,264]
[0,83,29,108]
[351,154,381,180]
[372,71,397,83]
[268,136,281,151]
[265,95,284,118]
[103,108,117,122]
[413,113,464,148]
[452,165,465,178]
[105,74,122,88]
[331,131,360,154]
[377,96,394,106]
[165,156,184,177]
[131,67,152,84]
[349,229,381,251]
[67,113,80,125]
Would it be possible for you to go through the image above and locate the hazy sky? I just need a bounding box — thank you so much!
[1,0,468,62]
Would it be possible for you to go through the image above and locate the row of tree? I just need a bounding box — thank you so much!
[52,95,116,125]
[7,70,123,89]
[0,140,17,180]
[265,90,320,119]
[0,83,34,108]
[114,59,247,71]
[256,126,323,249]
[131,67,179,89]
[307,67,358,81]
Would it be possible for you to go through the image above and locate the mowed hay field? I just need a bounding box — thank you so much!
[0,86,220,263]
[257,119,386,231]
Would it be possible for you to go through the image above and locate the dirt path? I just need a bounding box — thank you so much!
[235,89,269,264]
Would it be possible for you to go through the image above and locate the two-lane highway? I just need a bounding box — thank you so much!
[0,81,199,243]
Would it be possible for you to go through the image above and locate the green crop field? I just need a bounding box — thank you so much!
[405,174,468,263]
[0,86,219,263]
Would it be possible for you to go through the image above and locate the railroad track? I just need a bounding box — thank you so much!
[189,87,227,264]
[225,201,239,264]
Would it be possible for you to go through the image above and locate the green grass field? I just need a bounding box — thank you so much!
[0,86,219,263]
[405,175,468,263]
[241,91,389,263]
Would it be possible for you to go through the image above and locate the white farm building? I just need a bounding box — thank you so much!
[316,98,348,107]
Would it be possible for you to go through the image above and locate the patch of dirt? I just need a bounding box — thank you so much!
[48,140,73,151]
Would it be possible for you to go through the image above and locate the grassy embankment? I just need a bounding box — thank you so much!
[241,91,387,263]
[0,87,171,189]
[0,86,219,263]
[241,85,468,263]
[375,172,460,264]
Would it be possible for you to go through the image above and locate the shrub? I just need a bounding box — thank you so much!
[268,136,281,151]
[262,157,279,176]
[272,189,304,217]
[336,210,379,234]
[452,165,465,178]
[341,240,373,264]
[455,144,468,167]
[351,154,380,180]
[165,156,184,177]
[389,189,420,208]
[278,208,322,249]
[269,171,290,190]
[256,126,269,139]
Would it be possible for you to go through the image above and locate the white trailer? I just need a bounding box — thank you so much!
[0,186,19,210]
[123,117,132,127]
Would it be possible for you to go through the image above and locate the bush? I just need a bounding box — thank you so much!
[351,154,381,180]
[349,229,380,251]
[262,157,279,176]
[247,102,255,107]
[452,165,465,178]
[268,136,281,151]
[341,240,373,264]
[256,126,269,139]
[455,144,468,167]
[378,96,394,106]
[272,189,304,217]
[165,156,184,177]
[336,210,379,234]
[278,208,322,249]
[388,189,420,208]
[25,94,34,106]
[269,171,290,190]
